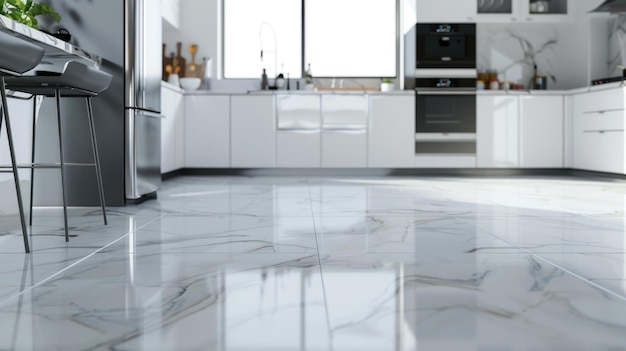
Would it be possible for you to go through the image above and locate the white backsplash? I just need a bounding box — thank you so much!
[608,15,626,78]
[477,24,559,89]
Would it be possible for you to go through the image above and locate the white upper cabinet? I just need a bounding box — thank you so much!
[477,0,522,23]
[519,0,574,23]
[161,0,181,29]
[416,0,477,23]
[477,0,574,23]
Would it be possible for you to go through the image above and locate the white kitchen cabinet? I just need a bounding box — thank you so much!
[368,95,415,168]
[477,0,574,23]
[161,0,180,29]
[519,95,563,168]
[477,95,519,168]
[276,94,321,168]
[184,95,230,168]
[477,0,522,23]
[231,95,276,168]
[572,88,626,174]
[322,95,368,168]
[417,0,476,23]
[161,85,185,173]
[519,0,574,23]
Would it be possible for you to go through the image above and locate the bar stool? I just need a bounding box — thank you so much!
[3,61,112,243]
[0,32,45,253]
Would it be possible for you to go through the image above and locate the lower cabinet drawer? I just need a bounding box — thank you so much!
[577,109,624,132]
[574,130,625,174]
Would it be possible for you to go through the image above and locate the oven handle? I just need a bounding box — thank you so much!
[416,90,477,96]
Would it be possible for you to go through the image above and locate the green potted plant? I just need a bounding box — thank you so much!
[0,0,60,29]
[380,77,394,92]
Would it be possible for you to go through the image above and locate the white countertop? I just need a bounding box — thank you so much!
[163,80,626,97]
[477,82,625,96]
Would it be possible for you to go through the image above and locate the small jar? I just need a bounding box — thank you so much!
[489,80,499,90]
[476,80,485,90]
[501,82,510,91]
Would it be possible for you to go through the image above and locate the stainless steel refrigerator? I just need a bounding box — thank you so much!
[34,0,162,206]
[124,0,163,203]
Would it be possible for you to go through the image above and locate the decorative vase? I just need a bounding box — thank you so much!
[380,82,394,92]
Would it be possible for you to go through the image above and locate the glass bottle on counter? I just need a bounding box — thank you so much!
[261,68,268,90]
[305,63,313,84]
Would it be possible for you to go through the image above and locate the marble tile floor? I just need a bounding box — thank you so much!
[1,175,626,350]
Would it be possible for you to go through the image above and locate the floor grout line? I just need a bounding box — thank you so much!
[307,178,335,351]
[479,226,626,303]
[0,213,168,308]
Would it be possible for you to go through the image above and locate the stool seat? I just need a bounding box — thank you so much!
[0,32,45,76]
[4,61,112,97]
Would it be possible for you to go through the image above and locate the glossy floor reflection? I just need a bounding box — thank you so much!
[1,175,626,350]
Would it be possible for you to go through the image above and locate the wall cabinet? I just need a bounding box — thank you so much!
[231,95,276,168]
[477,0,574,23]
[520,96,563,168]
[368,95,415,168]
[572,88,626,174]
[321,95,368,168]
[161,86,185,173]
[276,94,321,168]
[477,95,520,168]
[417,0,476,23]
[184,95,230,168]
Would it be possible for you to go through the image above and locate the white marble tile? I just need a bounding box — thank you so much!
[0,253,329,351]
[0,209,161,254]
[3,175,626,349]
[477,214,626,254]
[104,214,319,255]
[535,253,626,280]
[314,215,517,255]
[319,253,626,351]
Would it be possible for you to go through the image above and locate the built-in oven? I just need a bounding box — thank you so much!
[416,23,476,69]
[415,73,476,154]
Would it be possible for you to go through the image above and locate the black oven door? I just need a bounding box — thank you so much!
[417,24,476,68]
[415,90,476,133]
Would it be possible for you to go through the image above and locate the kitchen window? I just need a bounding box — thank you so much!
[223,0,302,79]
[304,0,397,77]
[223,0,398,79]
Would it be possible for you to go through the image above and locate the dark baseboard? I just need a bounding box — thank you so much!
[159,168,626,181]
[125,190,157,205]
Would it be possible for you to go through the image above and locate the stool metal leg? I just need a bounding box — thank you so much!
[29,97,37,226]
[54,89,69,242]
[85,97,107,225]
[0,78,31,253]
